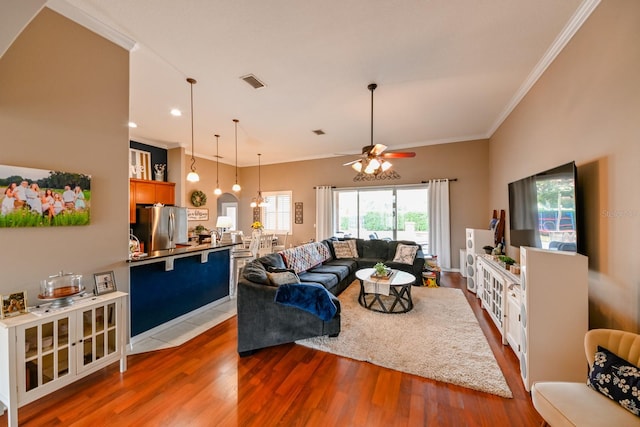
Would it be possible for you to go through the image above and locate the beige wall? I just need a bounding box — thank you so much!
[234,139,491,264]
[0,9,130,298]
[489,0,640,332]
[180,154,240,231]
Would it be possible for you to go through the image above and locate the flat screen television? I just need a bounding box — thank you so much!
[508,161,579,252]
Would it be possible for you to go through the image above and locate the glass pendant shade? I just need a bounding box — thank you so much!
[364,158,380,174]
[186,171,200,182]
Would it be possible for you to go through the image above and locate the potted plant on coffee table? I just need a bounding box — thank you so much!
[373,262,391,278]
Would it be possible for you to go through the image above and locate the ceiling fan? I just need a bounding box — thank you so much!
[343,83,416,175]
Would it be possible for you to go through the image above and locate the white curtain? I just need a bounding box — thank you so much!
[428,179,451,269]
[315,186,333,242]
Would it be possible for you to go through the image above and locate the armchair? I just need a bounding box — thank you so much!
[532,329,640,426]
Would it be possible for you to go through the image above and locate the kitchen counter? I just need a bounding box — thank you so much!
[128,243,235,338]
[127,241,238,265]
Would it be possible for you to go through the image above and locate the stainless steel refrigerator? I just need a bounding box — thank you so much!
[134,206,188,251]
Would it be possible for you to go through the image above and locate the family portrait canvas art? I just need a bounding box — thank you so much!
[0,164,91,228]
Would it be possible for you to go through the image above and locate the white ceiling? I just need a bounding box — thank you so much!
[20,1,599,166]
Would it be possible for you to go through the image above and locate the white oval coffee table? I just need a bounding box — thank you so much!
[355,268,416,313]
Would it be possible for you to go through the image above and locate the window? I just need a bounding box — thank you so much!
[334,185,429,250]
[261,191,292,233]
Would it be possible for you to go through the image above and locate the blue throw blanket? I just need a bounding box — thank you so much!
[274,283,337,321]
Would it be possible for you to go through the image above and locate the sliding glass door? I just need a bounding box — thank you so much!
[334,186,428,248]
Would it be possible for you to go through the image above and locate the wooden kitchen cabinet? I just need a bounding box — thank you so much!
[129,179,175,223]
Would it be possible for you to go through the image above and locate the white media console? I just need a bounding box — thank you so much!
[470,247,588,391]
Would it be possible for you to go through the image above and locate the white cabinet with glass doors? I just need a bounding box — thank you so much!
[0,292,127,427]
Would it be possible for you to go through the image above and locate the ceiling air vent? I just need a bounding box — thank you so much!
[240,74,266,89]
[312,129,325,135]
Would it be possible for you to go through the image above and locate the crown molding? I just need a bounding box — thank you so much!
[487,0,601,137]
[46,0,136,51]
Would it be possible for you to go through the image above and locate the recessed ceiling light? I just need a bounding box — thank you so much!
[128,121,138,128]
[170,108,182,117]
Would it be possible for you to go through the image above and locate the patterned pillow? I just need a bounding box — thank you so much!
[346,239,359,258]
[588,345,640,417]
[392,244,419,265]
[332,241,354,258]
[267,271,300,287]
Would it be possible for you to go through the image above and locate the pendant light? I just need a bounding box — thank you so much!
[231,119,241,192]
[250,153,267,208]
[185,77,200,182]
[213,134,222,195]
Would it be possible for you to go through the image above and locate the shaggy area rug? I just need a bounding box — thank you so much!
[296,284,513,398]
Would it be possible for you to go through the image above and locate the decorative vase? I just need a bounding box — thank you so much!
[155,172,164,181]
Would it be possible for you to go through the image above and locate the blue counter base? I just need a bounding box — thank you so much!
[130,249,230,337]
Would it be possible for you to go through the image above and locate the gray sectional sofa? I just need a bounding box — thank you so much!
[237,238,425,355]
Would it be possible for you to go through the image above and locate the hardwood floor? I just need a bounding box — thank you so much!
[1,273,543,426]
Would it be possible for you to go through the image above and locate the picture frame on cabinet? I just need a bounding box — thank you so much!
[94,271,117,295]
[129,148,152,180]
[1,291,27,319]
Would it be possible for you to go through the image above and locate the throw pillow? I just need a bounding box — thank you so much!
[588,345,640,417]
[393,244,419,265]
[259,252,287,270]
[267,271,300,287]
[242,260,269,285]
[332,241,354,259]
[346,239,359,258]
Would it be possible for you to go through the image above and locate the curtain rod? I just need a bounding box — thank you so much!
[421,178,458,183]
[313,186,336,189]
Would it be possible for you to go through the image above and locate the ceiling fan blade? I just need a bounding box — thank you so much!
[370,143,387,156]
[342,159,362,166]
[381,152,416,158]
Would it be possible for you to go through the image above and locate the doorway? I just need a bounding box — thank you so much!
[221,202,238,230]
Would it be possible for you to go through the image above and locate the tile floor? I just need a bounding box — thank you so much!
[129,298,237,354]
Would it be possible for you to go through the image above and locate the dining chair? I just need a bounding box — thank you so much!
[273,232,288,252]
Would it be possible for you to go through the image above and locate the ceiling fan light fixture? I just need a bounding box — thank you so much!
[364,158,380,174]
[345,83,414,179]
[185,77,200,183]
